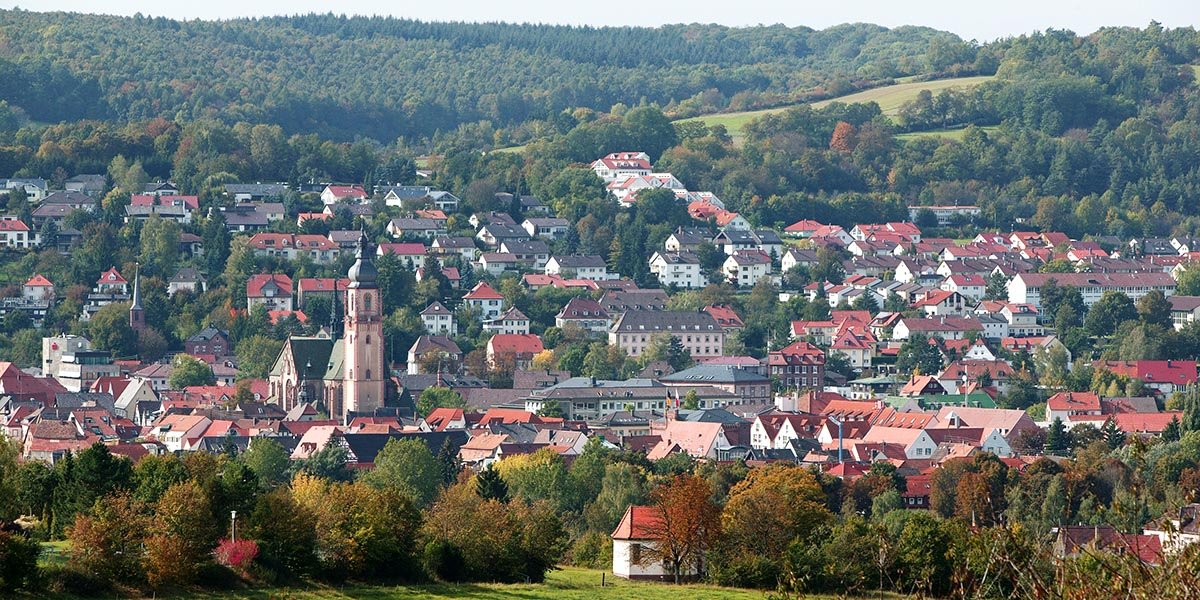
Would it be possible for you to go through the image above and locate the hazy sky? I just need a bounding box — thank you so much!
[7,0,1198,42]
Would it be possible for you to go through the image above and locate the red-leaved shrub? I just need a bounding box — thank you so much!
[213,538,259,573]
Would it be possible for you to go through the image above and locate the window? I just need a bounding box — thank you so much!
[630,543,642,563]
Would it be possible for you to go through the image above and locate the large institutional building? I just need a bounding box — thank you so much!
[268,231,387,422]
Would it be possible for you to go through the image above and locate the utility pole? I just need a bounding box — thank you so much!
[230,510,237,543]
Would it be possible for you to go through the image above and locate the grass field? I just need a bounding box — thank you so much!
[675,75,995,143]
[29,566,784,600]
[894,125,1001,141]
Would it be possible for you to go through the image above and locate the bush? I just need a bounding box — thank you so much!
[708,553,780,589]
[42,565,110,597]
[0,530,39,591]
[423,539,466,582]
[567,531,612,569]
[213,538,259,574]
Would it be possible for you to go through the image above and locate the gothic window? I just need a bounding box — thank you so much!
[364,293,373,312]
[366,334,371,345]
[366,369,372,379]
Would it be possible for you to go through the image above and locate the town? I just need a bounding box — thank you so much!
[3,145,1200,595]
[1,11,1200,600]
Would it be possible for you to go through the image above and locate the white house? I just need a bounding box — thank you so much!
[1008,272,1176,310]
[545,255,612,280]
[723,251,771,287]
[612,505,690,581]
[649,252,707,289]
[420,302,457,336]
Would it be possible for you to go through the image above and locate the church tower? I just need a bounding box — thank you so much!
[129,263,145,332]
[342,229,385,421]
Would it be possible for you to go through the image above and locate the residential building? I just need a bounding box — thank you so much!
[484,307,531,335]
[723,250,771,286]
[376,242,427,269]
[420,302,457,336]
[1047,391,1102,424]
[407,336,462,375]
[1170,296,1200,330]
[321,184,368,205]
[246,274,294,312]
[648,252,706,289]
[387,217,445,239]
[168,268,207,297]
[591,151,652,182]
[185,327,231,357]
[521,217,570,239]
[247,233,340,264]
[487,334,544,370]
[0,219,33,249]
[1093,360,1198,395]
[768,341,826,389]
[463,282,505,320]
[546,255,612,280]
[1008,272,1177,310]
[555,297,612,333]
[659,364,771,408]
[611,505,684,581]
[609,310,725,358]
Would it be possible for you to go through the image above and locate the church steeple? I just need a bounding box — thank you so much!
[329,278,342,339]
[341,227,384,421]
[347,227,378,289]
[129,263,145,332]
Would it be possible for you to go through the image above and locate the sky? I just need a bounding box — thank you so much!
[6,0,1199,42]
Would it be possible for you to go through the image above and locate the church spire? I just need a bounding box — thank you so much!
[329,277,342,339]
[129,263,145,332]
[347,227,378,289]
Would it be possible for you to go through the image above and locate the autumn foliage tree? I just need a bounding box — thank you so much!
[829,121,858,153]
[638,474,721,584]
[715,465,833,587]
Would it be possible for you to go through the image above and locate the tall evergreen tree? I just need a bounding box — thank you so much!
[1046,417,1069,456]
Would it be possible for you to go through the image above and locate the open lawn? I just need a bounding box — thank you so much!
[29,562,909,599]
[895,125,1001,142]
[675,75,995,144]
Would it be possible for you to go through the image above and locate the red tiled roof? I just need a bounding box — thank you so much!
[488,334,544,356]
[784,219,825,233]
[611,505,663,540]
[297,278,351,293]
[1093,360,1199,386]
[0,219,30,231]
[24,274,53,287]
[464,282,504,300]
[97,267,126,284]
[703,304,744,328]
[325,185,367,198]
[247,273,292,297]
[378,242,427,256]
[1047,391,1101,412]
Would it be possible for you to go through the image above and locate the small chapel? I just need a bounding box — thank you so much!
[267,230,389,423]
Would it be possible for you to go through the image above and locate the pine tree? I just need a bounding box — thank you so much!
[1046,417,1069,456]
[475,465,509,502]
[1163,415,1182,442]
[1101,418,1126,450]
[1184,385,1200,432]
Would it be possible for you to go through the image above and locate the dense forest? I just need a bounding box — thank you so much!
[0,11,973,141]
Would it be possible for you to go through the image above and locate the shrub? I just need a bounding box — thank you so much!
[213,538,259,574]
[42,565,110,597]
[567,531,612,569]
[0,530,40,591]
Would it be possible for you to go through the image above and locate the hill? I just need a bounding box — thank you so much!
[675,75,995,142]
[0,11,977,142]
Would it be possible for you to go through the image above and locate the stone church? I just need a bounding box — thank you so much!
[268,230,388,423]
